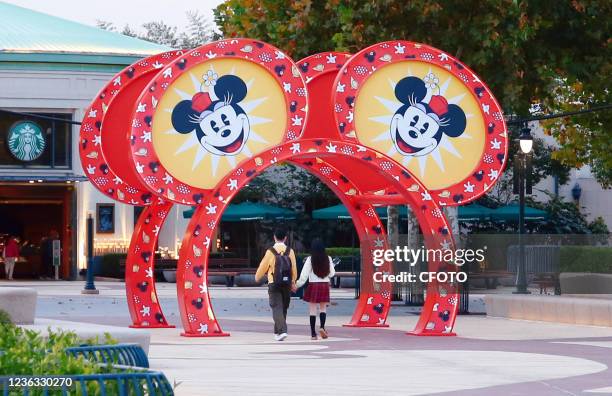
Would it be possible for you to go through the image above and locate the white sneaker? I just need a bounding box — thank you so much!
[278,333,288,341]
[274,334,281,341]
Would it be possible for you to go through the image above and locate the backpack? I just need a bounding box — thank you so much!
[269,247,292,286]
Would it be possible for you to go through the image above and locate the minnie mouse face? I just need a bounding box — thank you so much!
[390,76,466,157]
[171,74,251,156]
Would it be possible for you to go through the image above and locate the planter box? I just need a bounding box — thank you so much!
[162,270,176,283]
[0,287,36,324]
[209,275,229,285]
[235,274,258,287]
[560,272,612,294]
[485,294,612,327]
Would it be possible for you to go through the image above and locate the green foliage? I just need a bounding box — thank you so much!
[326,247,360,256]
[0,326,138,394]
[0,309,11,325]
[0,325,112,376]
[467,194,610,235]
[215,0,612,185]
[559,246,612,273]
[589,217,610,234]
[99,253,127,278]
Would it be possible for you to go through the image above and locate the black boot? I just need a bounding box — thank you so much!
[309,315,317,339]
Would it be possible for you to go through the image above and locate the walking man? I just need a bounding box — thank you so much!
[255,228,297,341]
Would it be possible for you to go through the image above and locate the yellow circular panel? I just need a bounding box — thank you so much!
[152,58,287,190]
[354,61,485,190]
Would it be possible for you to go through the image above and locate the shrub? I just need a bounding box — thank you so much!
[0,309,11,325]
[326,247,360,256]
[559,246,612,273]
[98,253,127,278]
[0,325,131,394]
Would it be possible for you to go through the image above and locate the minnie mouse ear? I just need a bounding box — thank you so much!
[394,76,427,104]
[214,75,248,104]
[171,100,199,133]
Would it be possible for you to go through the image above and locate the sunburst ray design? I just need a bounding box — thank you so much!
[190,72,202,93]
[417,156,427,178]
[430,149,445,172]
[163,127,180,135]
[155,61,291,190]
[241,144,253,158]
[448,93,466,105]
[192,147,208,170]
[173,87,192,100]
[372,129,392,142]
[365,70,479,180]
[210,154,220,176]
[438,136,462,158]
[374,96,402,113]
[174,134,199,155]
[247,130,269,144]
[439,77,452,95]
[241,97,268,113]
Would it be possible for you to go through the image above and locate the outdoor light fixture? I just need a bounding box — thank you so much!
[519,126,533,154]
[514,123,534,295]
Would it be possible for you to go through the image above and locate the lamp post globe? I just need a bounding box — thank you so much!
[519,126,533,154]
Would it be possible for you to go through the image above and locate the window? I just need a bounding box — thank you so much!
[0,111,72,168]
[96,204,115,234]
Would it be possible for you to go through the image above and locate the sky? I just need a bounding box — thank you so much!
[3,0,225,31]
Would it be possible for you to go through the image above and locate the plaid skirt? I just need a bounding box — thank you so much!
[303,282,330,303]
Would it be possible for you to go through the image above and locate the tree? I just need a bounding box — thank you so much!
[215,0,611,185]
[96,10,218,49]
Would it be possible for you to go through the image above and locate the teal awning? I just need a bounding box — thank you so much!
[490,203,548,221]
[311,203,545,222]
[312,204,408,220]
[182,202,297,221]
[458,204,495,221]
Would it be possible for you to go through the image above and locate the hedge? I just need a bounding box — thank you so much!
[559,246,612,273]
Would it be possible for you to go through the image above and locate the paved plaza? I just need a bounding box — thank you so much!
[5,280,612,395]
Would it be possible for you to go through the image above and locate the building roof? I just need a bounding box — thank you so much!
[0,1,170,68]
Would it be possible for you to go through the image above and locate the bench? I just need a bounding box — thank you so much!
[333,271,358,288]
[164,268,255,287]
[469,271,513,289]
[533,272,560,295]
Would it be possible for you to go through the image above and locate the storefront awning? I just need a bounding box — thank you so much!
[0,174,88,183]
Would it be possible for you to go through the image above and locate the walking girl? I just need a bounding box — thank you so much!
[296,239,335,340]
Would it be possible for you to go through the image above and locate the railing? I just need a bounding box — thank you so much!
[65,344,150,369]
[0,344,173,395]
[507,245,560,274]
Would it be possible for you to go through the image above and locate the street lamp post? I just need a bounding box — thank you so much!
[514,125,533,294]
[82,213,99,294]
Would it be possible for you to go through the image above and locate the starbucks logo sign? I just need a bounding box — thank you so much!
[7,121,46,161]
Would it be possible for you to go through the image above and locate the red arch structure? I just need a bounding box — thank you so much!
[79,39,507,337]
[174,140,457,336]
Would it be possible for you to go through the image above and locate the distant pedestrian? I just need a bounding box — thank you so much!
[296,238,335,340]
[3,235,20,280]
[255,228,297,341]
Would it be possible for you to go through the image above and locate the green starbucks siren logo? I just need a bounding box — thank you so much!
[7,121,46,161]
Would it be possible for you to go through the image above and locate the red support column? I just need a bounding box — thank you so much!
[126,201,175,328]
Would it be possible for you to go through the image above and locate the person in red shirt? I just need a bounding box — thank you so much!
[3,235,19,280]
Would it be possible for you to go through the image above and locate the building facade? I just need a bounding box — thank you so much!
[0,2,188,278]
